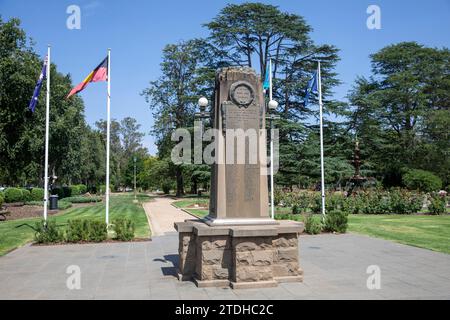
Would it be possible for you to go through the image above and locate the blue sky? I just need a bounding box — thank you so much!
[1,0,449,155]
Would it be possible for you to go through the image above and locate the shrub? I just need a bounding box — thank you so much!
[87,220,107,242]
[388,189,421,215]
[34,220,63,243]
[304,214,322,235]
[361,192,390,214]
[77,184,87,194]
[312,193,346,214]
[403,169,442,192]
[66,219,90,242]
[273,188,284,206]
[0,193,4,207]
[289,192,311,213]
[343,194,365,214]
[20,189,32,201]
[65,219,107,242]
[4,188,23,203]
[324,210,348,233]
[70,185,81,196]
[31,188,45,201]
[112,218,135,241]
[428,195,446,215]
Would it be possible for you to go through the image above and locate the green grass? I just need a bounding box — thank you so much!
[184,208,209,218]
[348,214,450,254]
[0,193,152,256]
[172,198,209,209]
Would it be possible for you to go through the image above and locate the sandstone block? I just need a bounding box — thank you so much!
[274,247,298,263]
[251,250,273,266]
[272,262,300,277]
[201,265,230,280]
[235,266,272,282]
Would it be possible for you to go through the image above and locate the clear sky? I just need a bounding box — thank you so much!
[1,0,449,155]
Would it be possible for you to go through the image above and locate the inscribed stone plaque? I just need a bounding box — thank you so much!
[207,67,271,224]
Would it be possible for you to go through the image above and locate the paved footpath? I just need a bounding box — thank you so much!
[143,197,194,236]
[0,197,449,300]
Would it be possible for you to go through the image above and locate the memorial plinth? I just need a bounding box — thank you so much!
[175,67,304,288]
[175,220,304,288]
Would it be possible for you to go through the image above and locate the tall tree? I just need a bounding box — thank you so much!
[348,42,450,186]
[142,39,208,196]
[205,3,343,188]
[0,16,87,186]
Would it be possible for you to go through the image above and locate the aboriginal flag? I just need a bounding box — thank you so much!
[67,56,108,98]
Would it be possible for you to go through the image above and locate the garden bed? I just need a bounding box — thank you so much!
[2,202,97,221]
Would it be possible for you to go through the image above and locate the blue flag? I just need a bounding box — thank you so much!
[262,60,270,90]
[304,70,318,106]
[28,56,48,113]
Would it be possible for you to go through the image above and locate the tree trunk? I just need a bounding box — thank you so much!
[176,166,184,197]
[191,176,198,195]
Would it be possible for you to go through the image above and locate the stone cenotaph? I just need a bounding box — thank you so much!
[175,67,304,289]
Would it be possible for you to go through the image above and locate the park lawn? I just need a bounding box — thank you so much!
[172,198,209,209]
[348,214,450,254]
[184,208,209,218]
[0,193,152,256]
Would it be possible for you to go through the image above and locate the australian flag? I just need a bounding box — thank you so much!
[28,56,48,113]
[304,70,318,106]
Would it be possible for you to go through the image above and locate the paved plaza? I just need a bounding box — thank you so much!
[1,233,449,300]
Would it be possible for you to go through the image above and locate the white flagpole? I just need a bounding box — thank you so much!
[43,45,51,222]
[105,48,111,225]
[269,59,275,220]
[317,61,326,220]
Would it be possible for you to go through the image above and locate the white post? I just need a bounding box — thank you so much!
[105,49,111,225]
[43,45,51,222]
[317,61,326,220]
[269,59,275,219]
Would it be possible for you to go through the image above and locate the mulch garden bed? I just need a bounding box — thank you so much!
[2,202,96,221]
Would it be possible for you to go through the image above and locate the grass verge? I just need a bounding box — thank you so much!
[0,194,152,256]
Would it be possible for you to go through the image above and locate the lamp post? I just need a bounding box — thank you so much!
[133,156,137,202]
[196,97,210,130]
[195,97,210,196]
[267,99,280,220]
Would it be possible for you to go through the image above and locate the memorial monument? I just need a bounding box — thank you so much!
[175,67,304,289]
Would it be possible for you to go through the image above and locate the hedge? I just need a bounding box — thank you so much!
[70,185,81,196]
[4,188,23,203]
[31,188,45,201]
[20,189,32,201]
[403,169,442,192]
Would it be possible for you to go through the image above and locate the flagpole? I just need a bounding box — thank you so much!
[43,45,51,222]
[269,59,275,220]
[317,61,326,220]
[105,48,111,225]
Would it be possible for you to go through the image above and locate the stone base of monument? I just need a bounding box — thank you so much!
[174,219,304,289]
